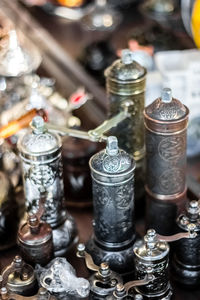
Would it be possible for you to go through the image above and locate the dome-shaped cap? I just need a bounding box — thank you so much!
[134,229,169,261]
[145,88,188,121]
[90,136,135,177]
[105,49,146,82]
[17,116,61,157]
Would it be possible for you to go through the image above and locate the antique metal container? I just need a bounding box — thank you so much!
[86,136,136,276]
[144,88,189,235]
[172,200,200,287]
[77,243,123,299]
[17,116,77,256]
[1,256,37,296]
[17,213,53,266]
[134,229,172,300]
[105,49,146,204]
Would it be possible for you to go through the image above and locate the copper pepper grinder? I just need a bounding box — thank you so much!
[105,49,146,207]
[86,136,136,276]
[17,116,77,256]
[17,194,54,266]
[144,87,189,235]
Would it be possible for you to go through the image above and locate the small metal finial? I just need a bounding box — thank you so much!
[106,136,118,156]
[116,283,125,292]
[121,49,134,65]
[31,116,45,134]
[135,294,143,300]
[77,243,85,252]
[161,88,172,103]
[14,256,22,264]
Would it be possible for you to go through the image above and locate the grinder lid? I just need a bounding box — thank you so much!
[89,136,135,176]
[144,88,188,121]
[105,49,146,82]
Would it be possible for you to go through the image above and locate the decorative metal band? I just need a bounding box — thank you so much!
[144,109,189,134]
[144,122,187,136]
[19,148,61,163]
[91,174,134,186]
[106,76,146,96]
[94,235,135,251]
[145,185,187,201]
[18,234,52,246]
[135,283,172,299]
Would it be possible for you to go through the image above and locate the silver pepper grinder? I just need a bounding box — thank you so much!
[134,226,196,299]
[17,116,77,256]
[86,136,136,276]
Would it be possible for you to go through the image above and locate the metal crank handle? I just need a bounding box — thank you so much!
[76,243,99,272]
[124,267,155,294]
[157,223,197,242]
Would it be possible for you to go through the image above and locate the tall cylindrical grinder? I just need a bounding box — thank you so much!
[17,116,77,256]
[17,213,53,266]
[172,200,200,287]
[86,136,136,276]
[105,49,146,207]
[144,88,189,235]
[134,229,172,299]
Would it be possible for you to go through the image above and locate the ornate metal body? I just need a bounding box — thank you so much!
[86,136,136,276]
[1,256,37,297]
[77,243,123,299]
[36,257,90,300]
[105,49,146,203]
[17,116,77,256]
[172,200,200,287]
[17,213,53,266]
[144,88,189,235]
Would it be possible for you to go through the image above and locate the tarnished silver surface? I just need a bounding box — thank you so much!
[87,136,136,276]
[36,257,90,300]
[17,116,77,256]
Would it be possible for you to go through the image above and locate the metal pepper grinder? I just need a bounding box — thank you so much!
[0,256,37,297]
[17,194,54,266]
[105,49,146,205]
[77,243,123,299]
[172,200,200,287]
[133,226,196,299]
[144,87,189,235]
[86,136,136,276]
[17,116,77,256]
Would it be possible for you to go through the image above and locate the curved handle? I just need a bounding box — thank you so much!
[157,224,197,242]
[124,273,154,293]
[76,244,99,272]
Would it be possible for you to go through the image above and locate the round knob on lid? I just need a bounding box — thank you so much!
[161,88,172,103]
[121,49,134,65]
[31,116,45,134]
[106,136,118,156]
